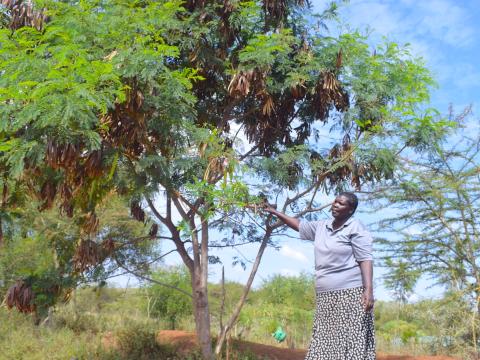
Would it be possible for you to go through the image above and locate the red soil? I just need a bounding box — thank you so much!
[156,330,460,360]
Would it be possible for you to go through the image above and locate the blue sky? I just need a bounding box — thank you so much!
[112,0,480,302]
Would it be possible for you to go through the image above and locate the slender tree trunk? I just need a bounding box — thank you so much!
[214,228,271,356]
[192,268,213,359]
[190,217,213,360]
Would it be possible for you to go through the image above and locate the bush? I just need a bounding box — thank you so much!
[104,323,177,360]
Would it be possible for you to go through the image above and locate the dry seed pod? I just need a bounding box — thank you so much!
[149,223,158,239]
[82,212,99,234]
[228,72,249,97]
[5,280,35,313]
[1,0,47,31]
[73,239,100,272]
[83,150,103,177]
[336,49,343,69]
[101,238,115,254]
[130,201,145,222]
[262,94,275,116]
[38,181,57,210]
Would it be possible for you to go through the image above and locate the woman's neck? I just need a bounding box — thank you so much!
[332,216,351,230]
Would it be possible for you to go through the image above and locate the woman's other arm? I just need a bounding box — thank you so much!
[359,260,374,311]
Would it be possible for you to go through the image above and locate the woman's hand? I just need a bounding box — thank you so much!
[362,287,374,312]
[263,203,277,213]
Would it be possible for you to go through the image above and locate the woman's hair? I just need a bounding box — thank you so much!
[338,191,358,213]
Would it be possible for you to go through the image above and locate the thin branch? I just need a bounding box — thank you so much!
[115,257,193,299]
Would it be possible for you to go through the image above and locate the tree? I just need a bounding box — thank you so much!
[0,0,450,358]
[383,258,421,304]
[371,109,480,312]
[147,265,192,330]
[0,193,158,319]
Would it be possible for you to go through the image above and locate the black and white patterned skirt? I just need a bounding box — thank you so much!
[305,286,376,360]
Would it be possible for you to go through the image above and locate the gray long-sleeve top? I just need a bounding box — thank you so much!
[299,217,373,292]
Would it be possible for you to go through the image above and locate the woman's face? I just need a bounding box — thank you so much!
[331,195,353,220]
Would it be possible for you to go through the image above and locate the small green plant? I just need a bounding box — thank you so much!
[110,323,175,360]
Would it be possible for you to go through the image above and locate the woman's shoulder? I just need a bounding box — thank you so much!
[348,218,371,233]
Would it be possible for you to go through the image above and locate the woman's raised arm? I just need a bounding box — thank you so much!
[264,206,300,232]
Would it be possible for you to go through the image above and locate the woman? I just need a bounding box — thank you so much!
[264,192,376,359]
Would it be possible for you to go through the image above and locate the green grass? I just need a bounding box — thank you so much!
[0,286,473,359]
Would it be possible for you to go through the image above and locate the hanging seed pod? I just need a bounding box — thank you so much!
[60,200,74,218]
[73,239,100,272]
[45,141,79,169]
[5,280,35,313]
[83,150,103,177]
[264,0,286,22]
[82,212,99,234]
[149,223,158,239]
[1,0,47,31]
[125,87,145,111]
[130,201,145,222]
[61,143,79,169]
[291,83,306,100]
[228,71,251,97]
[101,238,115,254]
[262,93,275,116]
[336,49,343,69]
[342,134,351,152]
[38,181,57,210]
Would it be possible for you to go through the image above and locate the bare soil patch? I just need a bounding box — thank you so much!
[156,330,460,360]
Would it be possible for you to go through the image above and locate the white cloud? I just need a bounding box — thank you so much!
[339,0,475,62]
[415,0,474,47]
[280,245,309,263]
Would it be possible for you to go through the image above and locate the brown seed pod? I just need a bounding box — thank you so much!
[82,212,99,234]
[130,201,145,222]
[5,280,35,313]
[83,150,104,177]
[62,288,73,303]
[38,180,57,210]
[101,238,116,254]
[149,223,158,239]
[1,0,47,31]
[336,49,343,69]
[228,70,252,97]
[72,239,100,272]
[45,141,79,170]
[311,71,350,120]
[262,93,275,116]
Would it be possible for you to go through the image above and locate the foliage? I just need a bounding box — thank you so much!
[383,258,421,304]
[108,323,178,360]
[0,195,158,319]
[147,265,192,329]
[370,111,480,309]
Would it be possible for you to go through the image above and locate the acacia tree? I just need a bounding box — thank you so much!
[371,113,480,311]
[0,0,450,358]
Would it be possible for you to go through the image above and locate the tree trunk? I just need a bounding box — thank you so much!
[214,228,271,356]
[192,269,213,359]
[191,217,213,360]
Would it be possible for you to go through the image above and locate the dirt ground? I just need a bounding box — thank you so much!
[156,330,460,360]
